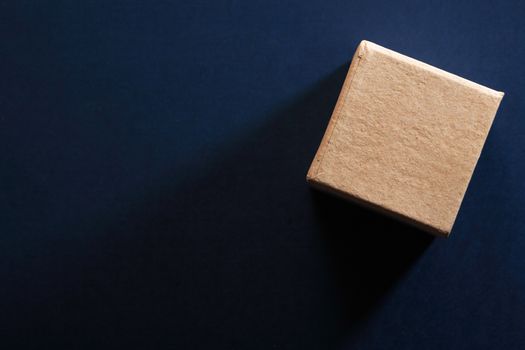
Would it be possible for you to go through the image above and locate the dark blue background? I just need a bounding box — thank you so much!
[1,1,524,349]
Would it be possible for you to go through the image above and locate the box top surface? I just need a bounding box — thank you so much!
[307,41,504,236]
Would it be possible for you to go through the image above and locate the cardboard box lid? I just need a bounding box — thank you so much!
[307,40,504,237]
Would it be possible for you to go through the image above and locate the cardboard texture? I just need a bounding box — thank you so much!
[307,40,504,237]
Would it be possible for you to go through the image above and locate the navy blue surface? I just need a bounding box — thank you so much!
[1,1,524,349]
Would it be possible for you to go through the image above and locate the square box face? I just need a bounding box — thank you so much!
[307,41,504,237]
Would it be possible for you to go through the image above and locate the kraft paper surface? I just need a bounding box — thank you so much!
[307,40,504,237]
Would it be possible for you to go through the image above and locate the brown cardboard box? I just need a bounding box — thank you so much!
[307,40,504,237]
